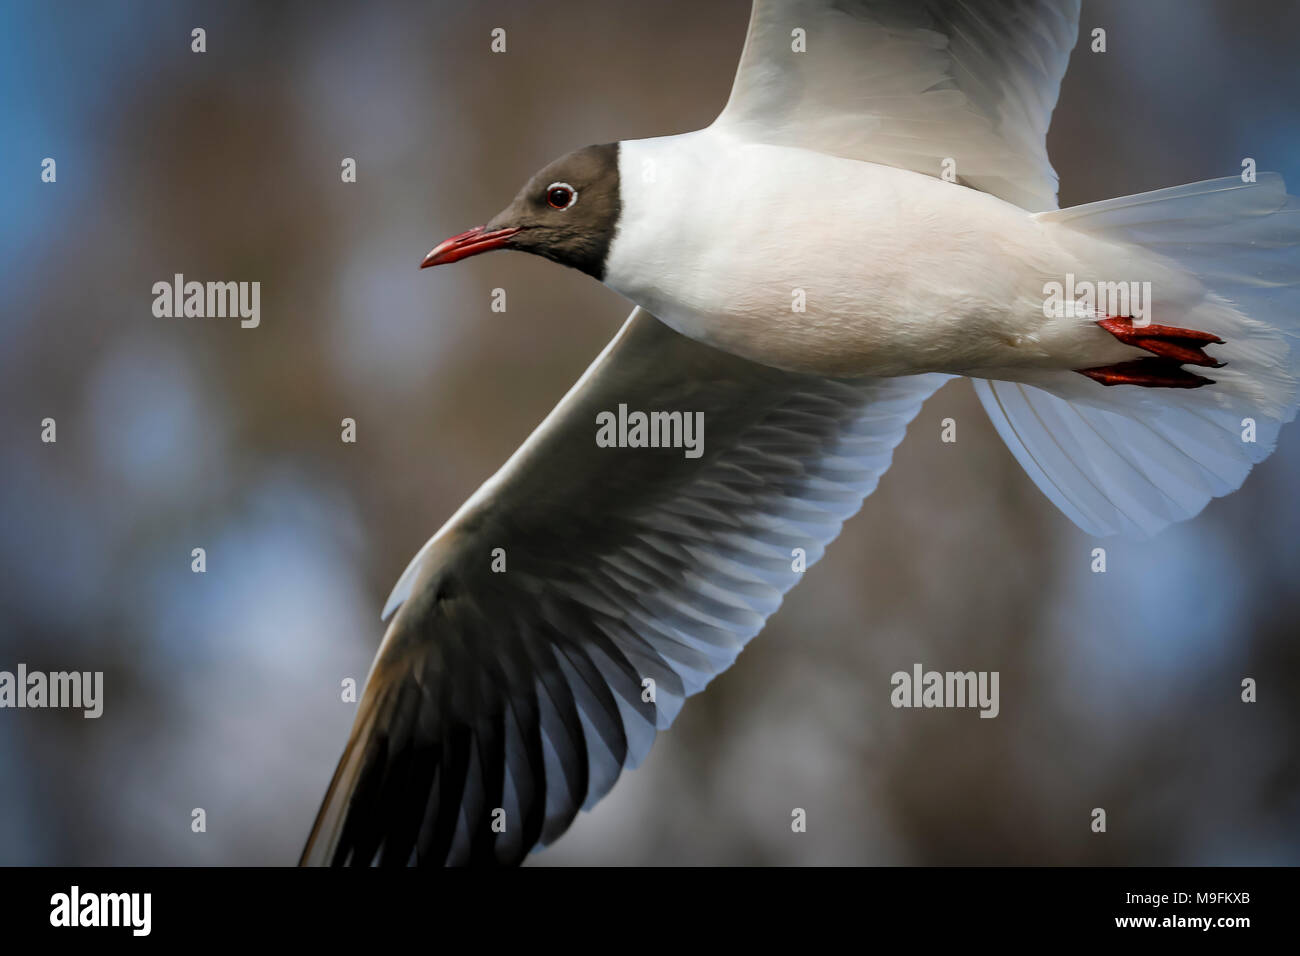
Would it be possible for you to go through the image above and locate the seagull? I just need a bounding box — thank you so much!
[302,0,1299,865]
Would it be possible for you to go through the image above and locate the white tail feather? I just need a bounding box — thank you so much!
[976,174,1300,539]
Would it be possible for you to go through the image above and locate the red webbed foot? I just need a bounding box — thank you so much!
[1095,316,1225,367]
[1076,358,1216,389]
[1076,317,1225,388]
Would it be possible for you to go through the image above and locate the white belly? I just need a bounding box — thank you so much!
[603,131,1140,378]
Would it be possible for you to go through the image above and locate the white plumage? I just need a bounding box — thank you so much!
[304,0,1299,866]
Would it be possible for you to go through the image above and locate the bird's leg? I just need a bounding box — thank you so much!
[1075,316,1225,388]
[1076,358,1216,388]
[1095,316,1225,366]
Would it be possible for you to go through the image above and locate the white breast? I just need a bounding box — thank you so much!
[603,130,1089,378]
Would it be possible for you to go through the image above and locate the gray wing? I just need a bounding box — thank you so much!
[714,0,1080,211]
[301,309,947,866]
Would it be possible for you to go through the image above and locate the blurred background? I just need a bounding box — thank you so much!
[1,0,1298,865]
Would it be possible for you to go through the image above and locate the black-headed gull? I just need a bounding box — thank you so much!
[303,0,1299,865]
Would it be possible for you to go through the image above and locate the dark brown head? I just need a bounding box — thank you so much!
[421,143,622,280]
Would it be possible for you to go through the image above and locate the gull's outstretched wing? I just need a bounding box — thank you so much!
[302,309,947,866]
[713,0,1080,211]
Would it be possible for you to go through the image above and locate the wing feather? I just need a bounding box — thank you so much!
[301,310,946,865]
[714,0,1080,211]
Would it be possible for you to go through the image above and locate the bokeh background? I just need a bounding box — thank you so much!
[1,0,1298,865]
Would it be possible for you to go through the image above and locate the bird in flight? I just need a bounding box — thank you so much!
[302,0,1299,865]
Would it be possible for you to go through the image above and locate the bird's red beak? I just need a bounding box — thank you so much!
[420,226,520,268]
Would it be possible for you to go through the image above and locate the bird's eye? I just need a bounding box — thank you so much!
[546,182,577,210]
